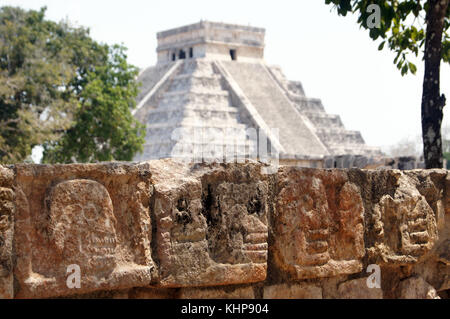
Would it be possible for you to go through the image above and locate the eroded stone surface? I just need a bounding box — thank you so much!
[408,170,447,232]
[263,283,322,299]
[370,173,438,265]
[398,276,440,299]
[273,168,364,279]
[150,159,268,287]
[0,166,14,299]
[0,160,447,299]
[337,277,383,299]
[129,287,177,299]
[14,163,155,298]
[48,180,118,274]
[179,286,255,299]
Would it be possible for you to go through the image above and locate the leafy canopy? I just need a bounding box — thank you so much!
[325,0,450,75]
[0,6,145,163]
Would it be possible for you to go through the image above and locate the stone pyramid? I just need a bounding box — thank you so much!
[133,59,256,162]
[133,21,381,167]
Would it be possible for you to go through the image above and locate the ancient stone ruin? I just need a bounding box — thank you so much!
[1,160,448,299]
[133,21,381,168]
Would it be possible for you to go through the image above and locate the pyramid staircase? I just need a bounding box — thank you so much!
[134,60,256,162]
[269,68,380,156]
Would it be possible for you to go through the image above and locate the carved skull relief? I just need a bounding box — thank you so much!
[333,182,365,260]
[292,177,330,267]
[154,174,269,287]
[373,190,437,264]
[48,179,117,274]
[14,163,154,298]
[204,181,268,265]
[275,170,364,279]
[154,178,212,286]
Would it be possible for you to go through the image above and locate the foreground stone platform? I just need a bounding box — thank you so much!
[0,160,448,299]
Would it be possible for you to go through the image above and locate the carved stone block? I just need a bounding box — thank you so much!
[150,160,268,287]
[14,163,155,298]
[263,283,322,299]
[273,168,364,279]
[129,287,177,299]
[398,276,440,299]
[179,286,255,299]
[371,173,438,264]
[337,278,383,299]
[0,165,14,299]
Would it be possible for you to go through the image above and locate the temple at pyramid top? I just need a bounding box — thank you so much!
[156,21,266,64]
[133,21,381,168]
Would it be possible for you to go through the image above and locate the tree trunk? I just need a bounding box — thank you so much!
[421,0,448,168]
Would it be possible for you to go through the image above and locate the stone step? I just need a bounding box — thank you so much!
[146,127,254,146]
[173,73,221,80]
[319,135,365,146]
[163,90,229,97]
[316,128,364,140]
[144,104,239,115]
[304,112,344,129]
[140,142,255,160]
[147,121,248,130]
[136,62,176,103]
[221,61,328,157]
[179,60,217,77]
[329,144,374,151]
[327,145,378,156]
[146,109,240,124]
[144,140,254,148]
[291,97,325,113]
[159,90,231,108]
[147,110,238,125]
[170,74,223,92]
[167,145,256,161]
[286,81,306,96]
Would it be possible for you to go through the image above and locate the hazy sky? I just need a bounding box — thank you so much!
[3,0,450,152]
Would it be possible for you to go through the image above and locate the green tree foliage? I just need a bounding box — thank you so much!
[325,0,449,74]
[324,0,449,168]
[42,44,145,163]
[0,6,145,163]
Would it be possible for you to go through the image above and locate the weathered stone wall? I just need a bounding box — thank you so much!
[0,160,448,299]
[324,155,428,170]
